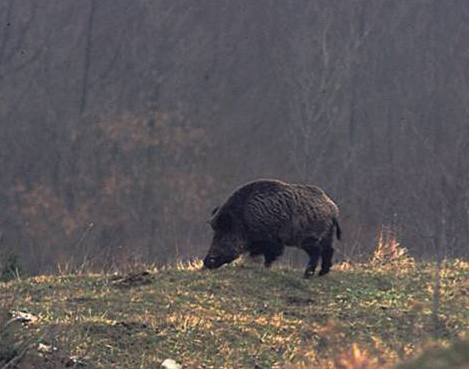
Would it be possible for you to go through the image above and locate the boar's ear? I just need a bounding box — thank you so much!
[217,212,231,231]
[207,206,220,228]
[211,211,231,232]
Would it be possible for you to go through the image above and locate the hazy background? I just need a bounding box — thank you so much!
[1,0,468,275]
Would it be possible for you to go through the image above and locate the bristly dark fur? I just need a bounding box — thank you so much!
[204,179,341,278]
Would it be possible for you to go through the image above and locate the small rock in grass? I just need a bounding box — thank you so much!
[161,358,182,369]
[11,310,38,324]
[64,355,87,367]
[38,343,56,353]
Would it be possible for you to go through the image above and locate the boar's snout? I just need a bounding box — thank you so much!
[203,254,237,269]
[203,256,220,269]
[204,230,243,269]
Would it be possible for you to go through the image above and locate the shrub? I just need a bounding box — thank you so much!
[0,253,21,282]
[370,228,414,271]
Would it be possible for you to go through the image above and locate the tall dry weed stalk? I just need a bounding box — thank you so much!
[371,227,415,271]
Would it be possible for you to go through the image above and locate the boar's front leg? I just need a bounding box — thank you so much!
[249,241,285,268]
[263,242,285,268]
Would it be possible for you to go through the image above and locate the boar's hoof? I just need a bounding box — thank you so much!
[318,268,330,276]
[303,269,315,279]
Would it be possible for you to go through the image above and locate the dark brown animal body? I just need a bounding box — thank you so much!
[203,179,341,278]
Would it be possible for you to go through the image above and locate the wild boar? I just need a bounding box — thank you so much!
[203,179,341,278]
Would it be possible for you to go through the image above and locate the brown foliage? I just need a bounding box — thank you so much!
[7,111,214,273]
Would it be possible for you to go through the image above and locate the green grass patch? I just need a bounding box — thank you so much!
[1,259,468,368]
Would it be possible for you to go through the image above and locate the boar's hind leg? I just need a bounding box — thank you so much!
[301,237,321,278]
[318,246,334,276]
[318,231,334,276]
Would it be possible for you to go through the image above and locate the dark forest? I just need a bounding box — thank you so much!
[1,0,468,275]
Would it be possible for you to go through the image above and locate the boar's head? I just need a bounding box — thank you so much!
[203,209,244,269]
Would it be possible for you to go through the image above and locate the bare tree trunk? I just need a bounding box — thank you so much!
[79,0,97,115]
[0,0,14,64]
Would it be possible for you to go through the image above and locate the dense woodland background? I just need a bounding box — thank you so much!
[1,0,469,275]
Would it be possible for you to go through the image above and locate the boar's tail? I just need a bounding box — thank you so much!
[333,217,342,240]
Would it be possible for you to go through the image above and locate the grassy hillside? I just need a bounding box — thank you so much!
[1,254,468,368]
